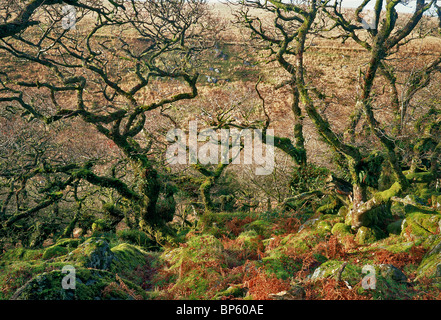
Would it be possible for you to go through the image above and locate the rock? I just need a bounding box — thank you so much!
[311,260,361,286]
[417,235,441,279]
[11,268,147,300]
[214,284,246,300]
[311,260,407,289]
[355,226,377,245]
[269,285,305,300]
[331,223,353,241]
[205,75,218,84]
[377,264,407,283]
[41,238,82,261]
[316,220,332,233]
[298,218,319,232]
[42,246,69,261]
[401,213,441,244]
[386,219,403,235]
[64,238,114,270]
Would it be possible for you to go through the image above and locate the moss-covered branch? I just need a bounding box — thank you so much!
[351,171,435,228]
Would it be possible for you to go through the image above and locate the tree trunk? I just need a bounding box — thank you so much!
[291,84,307,166]
[140,165,162,227]
[200,177,215,213]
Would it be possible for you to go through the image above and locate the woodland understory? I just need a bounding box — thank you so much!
[1,0,441,300]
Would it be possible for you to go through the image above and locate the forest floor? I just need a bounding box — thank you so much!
[2,197,441,300]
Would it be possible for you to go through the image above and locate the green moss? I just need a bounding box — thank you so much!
[263,247,328,280]
[316,196,342,215]
[320,214,345,224]
[42,246,69,260]
[311,260,362,286]
[116,229,158,250]
[63,237,114,270]
[371,265,409,300]
[92,219,112,233]
[214,284,246,300]
[401,213,441,245]
[355,227,377,245]
[200,211,256,231]
[162,234,224,273]
[243,220,274,238]
[331,223,352,237]
[1,247,44,262]
[0,260,68,299]
[415,188,438,203]
[110,243,158,288]
[338,206,349,217]
[316,220,332,233]
[387,219,403,235]
[11,268,148,300]
[265,228,329,260]
[111,244,144,269]
[55,238,83,249]
[232,230,263,260]
[261,251,303,280]
[417,235,441,280]
[377,235,416,253]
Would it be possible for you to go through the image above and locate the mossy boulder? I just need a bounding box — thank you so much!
[243,220,274,238]
[387,219,404,235]
[331,223,352,237]
[262,250,326,280]
[355,226,382,245]
[401,213,441,245]
[42,246,69,261]
[111,243,151,271]
[376,264,408,283]
[377,235,417,254]
[63,238,114,270]
[311,260,362,286]
[311,261,408,298]
[316,220,332,233]
[214,284,246,300]
[163,234,225,272]
[40,238,83,262]
[338,206,349,217]
[0,240,155,300]
[11,268,148,300]
[331,223,356,247]
[110,243,158,288]
[369,264,409,300]
[0,260,68,299]
[416,236,441,280]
